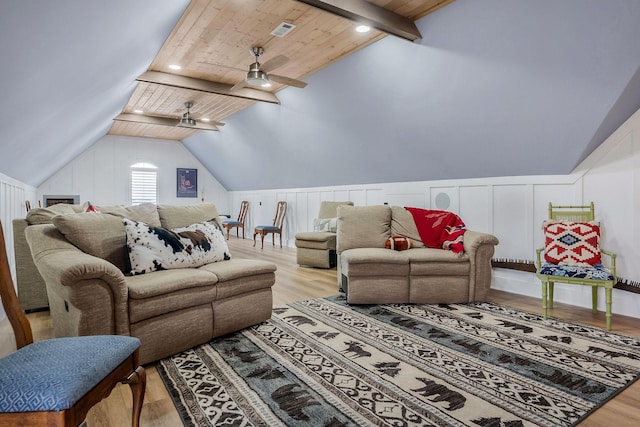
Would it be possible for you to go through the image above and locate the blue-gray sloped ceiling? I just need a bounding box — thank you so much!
[0,0,190,187]
[1,0,639,191]
[184,0,640,191]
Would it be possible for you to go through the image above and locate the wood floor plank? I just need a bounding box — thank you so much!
[26,236,640,426]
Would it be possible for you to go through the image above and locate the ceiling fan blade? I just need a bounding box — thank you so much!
[198,61,247,72]
[268,74,308,88]
[260,55,289,73]
[230,79,247,92]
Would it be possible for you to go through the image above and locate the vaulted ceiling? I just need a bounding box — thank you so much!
[1,1,640,191]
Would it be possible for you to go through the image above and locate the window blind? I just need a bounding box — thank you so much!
[131,170,157,205]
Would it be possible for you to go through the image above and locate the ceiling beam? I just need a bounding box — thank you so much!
[113,113,222,131]
[137,71,280,104]
[296,0,422,42]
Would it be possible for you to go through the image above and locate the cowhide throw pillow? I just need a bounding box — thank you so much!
[385,236,412,251]
[124,218,231,275]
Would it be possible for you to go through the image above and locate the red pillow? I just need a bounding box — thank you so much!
[543,221,601,266]
[385,236,412,251]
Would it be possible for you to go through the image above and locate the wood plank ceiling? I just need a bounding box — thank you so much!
[108,0,453,141]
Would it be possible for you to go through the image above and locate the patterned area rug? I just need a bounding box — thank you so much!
[157,296,640,426]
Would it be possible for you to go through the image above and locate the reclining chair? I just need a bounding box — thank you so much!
[295,201,353,268]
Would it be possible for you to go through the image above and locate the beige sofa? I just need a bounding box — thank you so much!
[13,203,86,311]
[24,203,276,364]
[295,201,353,268]
[336,205,499,304]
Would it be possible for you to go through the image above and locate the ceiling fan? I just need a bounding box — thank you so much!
[113,101,224,131]
[179,102,197,127]
[229,47,307,91]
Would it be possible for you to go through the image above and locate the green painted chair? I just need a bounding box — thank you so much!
[535,202,617,330]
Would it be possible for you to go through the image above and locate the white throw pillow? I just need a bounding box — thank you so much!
[313,217,338,232]
[124,218,231,275]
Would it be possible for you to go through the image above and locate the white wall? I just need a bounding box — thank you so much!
[230,108,640,320]
[0,171,36,353]
[37,135,230,212]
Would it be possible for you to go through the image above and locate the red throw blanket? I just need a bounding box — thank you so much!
[405,207,466,253]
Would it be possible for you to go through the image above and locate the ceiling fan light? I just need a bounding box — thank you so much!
[246,69,270,86]
[180,116,197,127]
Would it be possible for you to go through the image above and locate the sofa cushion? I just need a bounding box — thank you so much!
[318,201,354,219]
[126,268,218,299]
[406,248,470,276]
[198,258,276,282]
[157,203,220,229]
[52,204,164,272]
[337,205,391,252]
[99,203,161,227]
[390,206,425,248]
[124,219,231,275]
[126,269,219,323]
[53,213,132,272]
[26,204,80,225]
[199,259,277,299]
[341,248,409,277]
[295,232,336,250]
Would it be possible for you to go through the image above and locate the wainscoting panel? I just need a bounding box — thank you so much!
[430,186,458,212]
[459,186,491,233]
[492,184,533,261]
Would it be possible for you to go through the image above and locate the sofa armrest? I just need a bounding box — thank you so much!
[25,224,130,336]
[463,230,499,301]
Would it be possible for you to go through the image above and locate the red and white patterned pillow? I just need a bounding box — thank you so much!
[543,221,601,266]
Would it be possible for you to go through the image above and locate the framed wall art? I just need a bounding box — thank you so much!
[177,168,197,198]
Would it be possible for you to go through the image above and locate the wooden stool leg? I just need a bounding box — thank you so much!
[253,231,258,247]
[605,287,612,331]
[261,232,265,249]
[591,286,598,314]
[542,281,548,320]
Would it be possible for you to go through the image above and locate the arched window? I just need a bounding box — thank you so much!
[130,163,158,205]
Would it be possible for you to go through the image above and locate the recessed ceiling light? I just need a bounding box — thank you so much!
[355,24,371,33]
[133,109,144,114]
[201,118,210,122]
[169,64,182,70]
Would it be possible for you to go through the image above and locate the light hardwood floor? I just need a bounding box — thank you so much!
[27,236,640,426]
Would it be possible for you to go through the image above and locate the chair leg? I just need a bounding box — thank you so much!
[261,232,265,249]
[124,366,146,427]
[605,287,612,331]
[279,232,282,248]
[225,226,230,240]
[591,286,598,314]
[541,281,548,320]
[548,282,554,309]
[253,231,258,247]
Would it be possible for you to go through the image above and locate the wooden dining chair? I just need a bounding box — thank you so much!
[253,201,287,249]
[221,200,249,240]
[0,220,146,426]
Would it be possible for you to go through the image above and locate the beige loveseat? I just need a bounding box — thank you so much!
[337,205,499,304]
[23,203,276,364]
